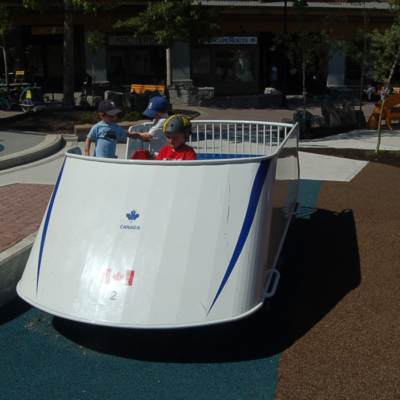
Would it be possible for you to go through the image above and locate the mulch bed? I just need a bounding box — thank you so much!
[300,147,400,168]
[0,107,200,136]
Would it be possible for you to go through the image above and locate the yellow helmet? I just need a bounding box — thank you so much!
[163,115,192,137]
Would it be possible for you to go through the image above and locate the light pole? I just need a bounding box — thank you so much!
[280,0,288,107]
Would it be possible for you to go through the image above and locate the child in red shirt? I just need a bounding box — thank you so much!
[156,115,197,161]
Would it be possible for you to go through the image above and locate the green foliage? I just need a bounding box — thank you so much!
[341,2,376,122]
[124,111,142,122]
[370,16,400,152]
[115,0,220,47]
[79,112,100,125]
[371,24,400,83]
[0,4,9,36]
[272,2,340,117]
[366,150,400,157]
[272,8,338,75]
[345,27,374,76]
[22,0,126,109]
[72,0,123,14]
[23,0,124,15]
[87,31,106,58]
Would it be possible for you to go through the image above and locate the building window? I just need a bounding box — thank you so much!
[192,49,211,74]
[215,49,255,83]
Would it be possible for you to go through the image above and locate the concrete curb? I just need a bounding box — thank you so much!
[0,138,77,178]
[0,134,63,170]
[0,232,36,307]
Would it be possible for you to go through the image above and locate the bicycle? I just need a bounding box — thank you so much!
[25,71,54,105]
[0,88,12,111]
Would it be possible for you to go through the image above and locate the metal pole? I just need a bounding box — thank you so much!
[280,0,288,107]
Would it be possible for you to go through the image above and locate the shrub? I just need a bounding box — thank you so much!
[124,111,142,122]
[79,112,100,125]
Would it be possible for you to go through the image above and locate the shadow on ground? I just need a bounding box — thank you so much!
[0,296,32,325]
[1,207,361,363]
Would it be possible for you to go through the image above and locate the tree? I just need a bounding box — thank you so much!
[343,2,375,126]
[87,30,107,86]
[272,0,341,125]
[115,0,220,86]
[0,4,11,85]
[370,23,400,152]
[22,0,123,109]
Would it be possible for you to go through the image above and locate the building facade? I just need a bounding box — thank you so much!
[2,1,395,95]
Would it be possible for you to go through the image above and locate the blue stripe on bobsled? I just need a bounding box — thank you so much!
[208,159,271,314]
[36,159,66,294]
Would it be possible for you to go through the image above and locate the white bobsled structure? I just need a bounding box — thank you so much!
[17,120,300,329]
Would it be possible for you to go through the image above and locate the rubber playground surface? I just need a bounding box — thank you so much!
[1,161,399,399]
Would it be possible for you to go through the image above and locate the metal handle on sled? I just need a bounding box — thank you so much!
[263,269,280,298]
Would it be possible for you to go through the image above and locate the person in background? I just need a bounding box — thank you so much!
[81,73,93,98]
[381,83,395,100]
[365,81,378,100]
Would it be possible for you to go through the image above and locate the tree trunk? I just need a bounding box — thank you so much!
[63,0,75,110]
[92,57,96,86]
[1,35,8,85]
[358,1,368,125]
[166,47,172,87]
[358,37,367,127]
[302,60,307,128]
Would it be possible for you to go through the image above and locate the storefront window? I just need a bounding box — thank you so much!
[216,49,255,83]
[192,49,211,74]
[106,47,166,84]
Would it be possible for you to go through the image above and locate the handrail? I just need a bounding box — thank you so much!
[71,120,299,164]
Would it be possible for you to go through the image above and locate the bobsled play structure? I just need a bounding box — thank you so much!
[17,120,300,329]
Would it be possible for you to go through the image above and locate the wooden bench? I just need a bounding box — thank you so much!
[130,84,166,94]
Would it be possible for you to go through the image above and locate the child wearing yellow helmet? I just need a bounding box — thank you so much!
[155,115,197,161]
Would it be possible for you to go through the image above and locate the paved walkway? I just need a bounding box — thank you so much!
[0,184,54,253]
[0,130,47,157]
[1,99,400,399]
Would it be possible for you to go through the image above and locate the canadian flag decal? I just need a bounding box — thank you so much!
[102,269,135,286]
[125,270,135,286]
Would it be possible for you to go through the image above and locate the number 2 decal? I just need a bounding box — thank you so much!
[110,291,117,300]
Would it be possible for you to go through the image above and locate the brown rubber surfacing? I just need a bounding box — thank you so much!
[276,162,400,399]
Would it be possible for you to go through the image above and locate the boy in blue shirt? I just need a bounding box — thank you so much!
[85,100,144,158]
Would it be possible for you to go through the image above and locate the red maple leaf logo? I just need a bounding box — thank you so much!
[112,271,124,281]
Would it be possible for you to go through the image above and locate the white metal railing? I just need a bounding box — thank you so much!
[127,120,298,160]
